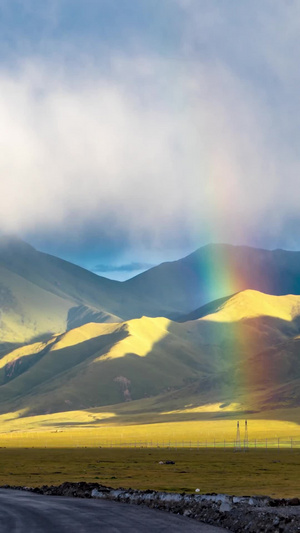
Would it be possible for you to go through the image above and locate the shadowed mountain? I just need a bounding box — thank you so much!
[67,305,121,330]
[125,243,300,315]
[239,337,300,407]
[178,294,234,322]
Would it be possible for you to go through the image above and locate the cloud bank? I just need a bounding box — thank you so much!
[0,1,300,256]
[94,262,154,273]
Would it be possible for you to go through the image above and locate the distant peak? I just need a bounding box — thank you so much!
[184,242,274,261]
[199,243,261,252]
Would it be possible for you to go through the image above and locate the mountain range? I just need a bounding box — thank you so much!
[0,235,300,423]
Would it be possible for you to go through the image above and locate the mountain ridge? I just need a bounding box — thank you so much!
[1,290,300,417]
[1,237,300,423]
[3,236,300,342]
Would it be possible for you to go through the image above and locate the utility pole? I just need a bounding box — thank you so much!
[244,420,248,451]
[235,421,241,451]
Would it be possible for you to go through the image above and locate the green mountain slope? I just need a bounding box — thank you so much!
[0,264,73,343]
[0,317,212,414]
[0,236,126,343]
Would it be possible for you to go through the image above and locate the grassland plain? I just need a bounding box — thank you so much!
[0,447,300,498]
[0,421,299,447]
[1,404,300,447]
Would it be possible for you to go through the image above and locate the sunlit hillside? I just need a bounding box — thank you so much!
[195,290,300,323]
[0,316,217,415]
[0,290,300,426]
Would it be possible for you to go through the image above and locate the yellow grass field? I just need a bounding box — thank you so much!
[0,408,300,448]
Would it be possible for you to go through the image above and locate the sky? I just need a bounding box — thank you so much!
[0,1,300,279]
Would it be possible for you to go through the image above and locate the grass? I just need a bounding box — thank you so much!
[0,447,299,498]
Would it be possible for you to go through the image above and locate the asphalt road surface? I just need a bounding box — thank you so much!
[0,489,231,532]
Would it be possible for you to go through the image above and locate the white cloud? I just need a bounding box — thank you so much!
[0,2,300,250]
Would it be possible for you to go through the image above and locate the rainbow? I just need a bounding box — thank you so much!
[193,243,266,410]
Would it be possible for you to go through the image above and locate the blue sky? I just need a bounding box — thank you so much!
[0,1,300,279]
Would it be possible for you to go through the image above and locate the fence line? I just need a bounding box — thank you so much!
[1,434,300,449]
[102,438,300,449]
